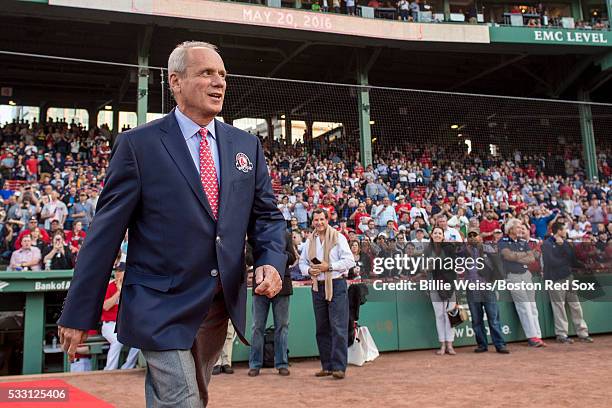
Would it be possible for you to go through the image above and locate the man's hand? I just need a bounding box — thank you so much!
[308,268,321,277]
[58,326,88,362]
[313,260,329,273]
[254,265,282,298]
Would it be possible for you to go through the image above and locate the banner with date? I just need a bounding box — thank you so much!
[49,0,490,44]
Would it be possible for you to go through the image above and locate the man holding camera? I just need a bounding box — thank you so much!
[299,209,355,379]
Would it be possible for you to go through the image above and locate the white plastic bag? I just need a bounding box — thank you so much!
[348,326,379,366]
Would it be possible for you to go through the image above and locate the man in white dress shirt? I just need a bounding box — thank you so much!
[299,209,355,379]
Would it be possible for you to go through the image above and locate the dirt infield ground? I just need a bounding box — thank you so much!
[3,335,612,408]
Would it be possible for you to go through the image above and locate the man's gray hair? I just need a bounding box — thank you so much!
[504,218,522,235]
[168,41,219,75]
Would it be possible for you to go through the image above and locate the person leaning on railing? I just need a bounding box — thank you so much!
[542,221,594,344]
[7,234,41,271]
[498,219,546,348]
[424,226,457,356]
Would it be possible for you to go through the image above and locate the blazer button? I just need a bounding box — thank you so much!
[215,236,221,244]
[211,269,219,277]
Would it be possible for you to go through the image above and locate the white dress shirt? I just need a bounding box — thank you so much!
[299,233,355,281]
[174,107,220,183]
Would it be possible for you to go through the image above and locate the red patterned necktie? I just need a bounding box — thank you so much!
[198,128,219,220]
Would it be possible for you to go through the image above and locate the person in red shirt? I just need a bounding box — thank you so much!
[353,161,364,177]
[395,195,412,221]
[15,217,51,250]
[25,154,39,180]
[559,184,573,198]
[101,267,140,370]
[65,221,87,256]
[480,210,501,242]
[350,202,370,234]
[318,196,336,217]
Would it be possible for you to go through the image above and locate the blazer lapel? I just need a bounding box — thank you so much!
[159,110,216,221]
[216,120,233,221]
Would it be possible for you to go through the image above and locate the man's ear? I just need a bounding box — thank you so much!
[169,73,181,96]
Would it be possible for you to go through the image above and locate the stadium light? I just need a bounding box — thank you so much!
[450,124,459,129]
[371,137,377,143]
[458,133,463,137]
[105,105,112,110]
[280,115,285,119]
[369,120,375,125]
[8,100,16,106]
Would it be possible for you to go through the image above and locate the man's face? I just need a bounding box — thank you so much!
[21,236,32,250]
[467,232,480,245]
[368,221,375,230]
[28,219,37,230]
[170,47,227,120]
[518,224,528,238]
[438,218,447,229]
[312,212,328,233]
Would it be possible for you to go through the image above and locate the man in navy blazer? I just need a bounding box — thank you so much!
[58,41,286,407]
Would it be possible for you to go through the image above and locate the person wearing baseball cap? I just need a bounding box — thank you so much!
[463,227,510,354]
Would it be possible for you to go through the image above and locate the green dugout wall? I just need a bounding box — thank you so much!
[1,271,611,374]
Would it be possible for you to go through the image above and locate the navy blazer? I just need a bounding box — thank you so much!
[58,110,287,350]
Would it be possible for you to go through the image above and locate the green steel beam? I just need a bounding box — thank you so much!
[443,0,450,21]
[578,89,598,181]
[355,50,380,168]
[571,0,584,21]
[137,26,153,126]
[284,115,292,145]
[357,77,372,167]
[22,292,45,374]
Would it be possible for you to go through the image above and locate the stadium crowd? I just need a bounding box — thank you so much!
[0,117,109,270]
[0,117,610,273]
[267,137,611,278]
[1,115,611,371]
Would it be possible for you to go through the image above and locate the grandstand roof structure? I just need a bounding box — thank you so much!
[1,0,611,119]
